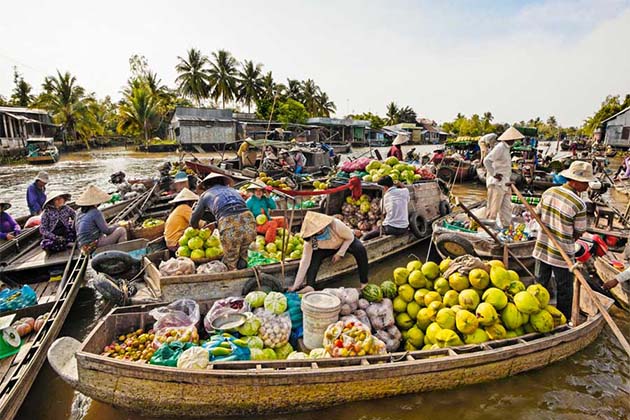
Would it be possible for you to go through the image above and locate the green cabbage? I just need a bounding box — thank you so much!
[264,292,288,314]
[287,351,308,359]
[274,342,294,359]
[244,336,263,349]
[245,291,267,308]
[237,313,261,336]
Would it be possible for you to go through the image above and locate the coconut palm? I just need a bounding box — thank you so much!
[208,50,238,109]
[175,48,211,107]
[11,69,34,107]
[36,70,88,142]
[301,79,320,116]
[237,60,264,113]
[316,92,336,117]
[398,106,417,123]
[386,102,399,125]
[117,85,160,142]
[285,79,302,101]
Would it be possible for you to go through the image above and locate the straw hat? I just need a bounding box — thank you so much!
[44,192,71,208]
[75,185,111,206]
[392,133,409,146]
[498,127,524,142]
[0,202,10,211]
[169,188,199,204]
[201,173,234,187]
[560,161,596,183]
[246,182,266,191]
[300,211,335,239]
[35,171,49,183]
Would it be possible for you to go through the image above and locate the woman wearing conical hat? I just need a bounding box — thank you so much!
[164,188,199,252]
[76,185,128,252]
[287,211,369,292]
[39,191,75,253]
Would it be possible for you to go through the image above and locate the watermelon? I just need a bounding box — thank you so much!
[380,281,398,300]
[362,284,383,302]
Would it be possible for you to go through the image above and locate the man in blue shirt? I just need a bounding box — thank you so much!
[26,171,49,215]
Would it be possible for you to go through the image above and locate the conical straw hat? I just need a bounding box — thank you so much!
[169,188,199,204]
[498,126,524,141]
[299,211,335,239]
[44,192,71,208]
[75,185,111,206]
[0,202,11,211]
[392,133,409,145]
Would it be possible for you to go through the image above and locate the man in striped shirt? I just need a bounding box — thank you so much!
[533,161,594,319]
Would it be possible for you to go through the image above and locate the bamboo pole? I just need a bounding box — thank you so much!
[453,197,535,278]
[511,185,630,357]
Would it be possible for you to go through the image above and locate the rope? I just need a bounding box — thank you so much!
[253,266,262,290]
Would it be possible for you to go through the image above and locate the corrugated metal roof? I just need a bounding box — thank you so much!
[307,117,370,127]
[602,106,630,124]
[173,107,233,120]
[0,106,49,115]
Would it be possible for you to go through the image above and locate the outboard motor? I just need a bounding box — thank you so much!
[110,171,126,184]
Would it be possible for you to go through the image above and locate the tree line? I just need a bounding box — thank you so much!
[0,49,337,144]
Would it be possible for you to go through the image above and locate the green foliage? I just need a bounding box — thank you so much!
[442,112,506,137]
[117,85,159,141]
[237,60,264,113]
[276,98,309,125]
[208,49,239,109]
[11,68,34,107]
[386,102,399,125]
[583,94,630,136]
[347,112,385,129]
[175,48,211,107]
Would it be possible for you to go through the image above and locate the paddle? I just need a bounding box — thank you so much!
[452,196,535,278]
[511,185,630,357]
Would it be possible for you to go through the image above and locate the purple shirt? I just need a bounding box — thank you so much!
[27,182,46,215]
[0,212,21,240]
[40,205,76,242]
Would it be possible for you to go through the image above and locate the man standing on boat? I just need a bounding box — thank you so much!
[533,161,594,319]
[478,133,497,162]
[26,171,49,216]
[483,127,522,227]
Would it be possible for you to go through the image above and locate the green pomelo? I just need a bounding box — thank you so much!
[530,309,554,333]
[485,323,507,340]
[490,265,511,290]
[395,312,414,330]
[408,270,427,288]
[482,287,508,310]
[468,268,490,290]
[448,272,470,292]
[435,308,456,330]
[425,322,442,344]
[435,328,463,348]
[443,290,459,307]
[393,296,408,313]
[513,291,541,314]
[458,289,480,311]
[501,303,523,330]
[527,284,550,309]
[416,307,435,331]
[434,277,450,295]
[475,302,499,327]
[406,301,421,319]
[414,288,430,306]
[393,267,409,285]
[407,326,425,347]
[464,328,489,344]
[439,257,452,273]
[423,291,442,307]
[455,309,479,334]
[398,284,415,303]
[406,260,422,272]
[421,261,440,280]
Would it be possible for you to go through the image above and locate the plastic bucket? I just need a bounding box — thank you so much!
[301,291,341,350]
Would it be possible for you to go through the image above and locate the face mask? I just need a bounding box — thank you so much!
[315,226,331,241]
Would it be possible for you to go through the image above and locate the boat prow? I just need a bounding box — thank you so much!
[47,337,81,388]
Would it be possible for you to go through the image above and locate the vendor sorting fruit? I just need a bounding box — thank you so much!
[288,212,368,292]
[191,173,256,270]
[245,182,276,217]
[164,188,199,253]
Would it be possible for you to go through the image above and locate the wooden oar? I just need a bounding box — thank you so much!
[453,196,535,278]
[511,185,630,357]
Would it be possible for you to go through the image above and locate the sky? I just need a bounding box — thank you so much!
[1,0,629,127]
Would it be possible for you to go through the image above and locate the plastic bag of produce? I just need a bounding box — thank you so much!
[242,335,264,349]
[245,291,267,309]
[158,257,196,276]
[149,299,200,330]
[287,351,308,360]
[323,320,387,357]
[237,312,261,336]
[323,287,359,316]
[264,292,288,314]
[196,260,228,274]
[308,348,331,359]
[152,325,200,349]
[203,297,250,333]
[247,251,278,267]
[202,334,251,362]
[274,342,294,359]
[255,309,292,349]
[340,309,371,330]
[375,325,402,352]
[365,298,395,331]
[177,346,210,370]
[149,341,194,367]
[0,285,37,313]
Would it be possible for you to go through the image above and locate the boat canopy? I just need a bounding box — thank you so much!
[26,137,55,144]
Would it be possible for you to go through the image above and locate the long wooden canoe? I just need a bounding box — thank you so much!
[0,187,159,280]
[593,257,630,311]
[47,291,613,418]
[0,252,88,420]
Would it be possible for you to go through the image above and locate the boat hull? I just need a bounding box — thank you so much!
[26,154,59,164]
[60,296,608,418]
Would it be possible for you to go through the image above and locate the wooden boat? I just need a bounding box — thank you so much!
[25,138,59,164]
[330,142,352,154]
[610,180,630,204]
[432,201,536,273]
[0,251,87,420]
[593,257,630,311]
[47,291,613,418]
[435,157,477,183]
[184,160,253,182]
[141,181,446,301]
[0,188,159,281]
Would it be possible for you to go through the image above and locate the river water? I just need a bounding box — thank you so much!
[1,146,628,420]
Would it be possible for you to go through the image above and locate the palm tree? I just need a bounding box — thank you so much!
[482,112,494,123]
[208,49,238,109]
[117,85,160,142]
[398,106,417,123]
[547,115,557,127]
[175,48,211,107]
[301,79,319,115]
[237,60,264,113]
[316,92,336,117]
[36,70,87,143]
[11,69,33,107]
[285,79,302,101]
[386,102,399,125]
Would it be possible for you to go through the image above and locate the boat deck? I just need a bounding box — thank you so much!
[2,246,77,274]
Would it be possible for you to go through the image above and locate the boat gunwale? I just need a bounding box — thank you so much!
[73,308,605,384]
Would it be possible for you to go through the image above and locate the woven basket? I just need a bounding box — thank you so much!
[131,223,165,241]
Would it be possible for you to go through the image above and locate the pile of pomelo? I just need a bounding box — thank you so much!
[251,227,304,263]
[176,227,224,262]
[383,258,566,351]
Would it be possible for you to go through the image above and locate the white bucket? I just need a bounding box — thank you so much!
[301,291,341,350]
